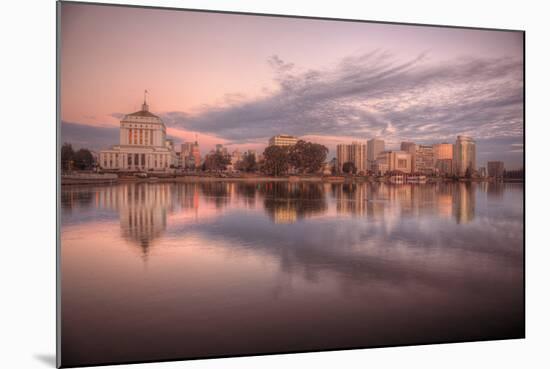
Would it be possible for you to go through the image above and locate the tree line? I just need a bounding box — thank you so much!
[61,143,94,171]
[263,140,328,176]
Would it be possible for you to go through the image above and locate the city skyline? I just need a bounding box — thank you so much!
[61,3,523,168]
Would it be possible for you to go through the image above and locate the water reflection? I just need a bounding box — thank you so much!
[60,181,523,366]
[262,182,327,223]
[61,181,479,231]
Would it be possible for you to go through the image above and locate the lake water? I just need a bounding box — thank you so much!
[60,181,524,366]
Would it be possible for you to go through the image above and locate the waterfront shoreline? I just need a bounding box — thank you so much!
[61,173,524,186]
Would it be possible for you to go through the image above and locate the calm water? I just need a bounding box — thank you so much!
[60,181,524,366]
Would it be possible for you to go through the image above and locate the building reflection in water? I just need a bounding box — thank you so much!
[486,181,505,200]
[333,183,368,216]
[93,183,176,258]
[62,180,477,257]
[329,182,474,224]
[452,182,476,224]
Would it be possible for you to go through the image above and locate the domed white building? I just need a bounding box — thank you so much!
[99,93,176,172]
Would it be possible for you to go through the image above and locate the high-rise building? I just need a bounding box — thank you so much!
[401,142,417,172]
[230,149,242,166]
[181,142,193,157]
[478,167,487,178]
[367,139,385,170]
[487,161,505,178]
[415,145,435,175]
[433,143,453,160]
[336,142,367,173]
[269,135,299,147]
[336,144,349,173]
[215,144,229,157]
[453,136,476,177]
[180,141,201,168]
[433,143,454,175]
[191,141,200,167]
[436,159,453,176]
[350,142,367,173]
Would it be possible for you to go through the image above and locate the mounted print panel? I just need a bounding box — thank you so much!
[57,1,525,367]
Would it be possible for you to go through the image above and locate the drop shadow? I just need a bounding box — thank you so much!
[33,353,56,367]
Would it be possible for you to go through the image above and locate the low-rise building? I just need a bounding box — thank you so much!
[269,135,299,147]
[375,150,412,174]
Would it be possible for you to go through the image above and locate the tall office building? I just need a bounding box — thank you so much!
[415,145,435,174]
[367,139,385,171]
[190,141,201,167]
[336,142,367,173]
[453,136,476,176]
[487,161,505,178]
[433,143,454,175]
[400,142,417,172]
[180,141,201,168]
[230,149,242,166]
[181,142,193,157]
[336,144,349,173]
[350,142,367,173]
[401,142,416,152]
[433,143,453,160]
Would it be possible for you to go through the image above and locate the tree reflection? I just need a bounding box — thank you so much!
[261,182,328,224]
[60,186,95,212]
[198,182,231,209]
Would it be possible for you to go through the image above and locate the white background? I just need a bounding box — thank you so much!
[1,0,548,368]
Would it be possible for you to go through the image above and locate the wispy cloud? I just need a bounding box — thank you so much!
[158,50,523,148]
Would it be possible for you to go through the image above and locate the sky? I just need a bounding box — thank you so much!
[60,3,524,169]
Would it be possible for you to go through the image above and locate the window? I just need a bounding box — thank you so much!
[141,154,145,166]
[139,129,143,145]
[128,155,132,166]
[128,129,132,144]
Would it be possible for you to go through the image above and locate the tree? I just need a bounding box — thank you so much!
[237,153,257,172]
[61,143,75,171]
[342,161,356,175]
[263,145,289,176]
[73,148,94,170]
[288,140,328,174]
[204,152,231,171]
